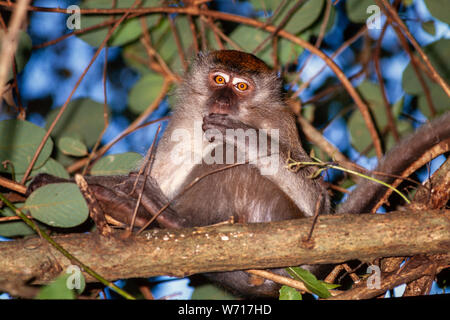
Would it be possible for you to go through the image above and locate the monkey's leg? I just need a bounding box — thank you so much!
[27,173,150,228]
[28,173,187,229]
[113,175,188,229]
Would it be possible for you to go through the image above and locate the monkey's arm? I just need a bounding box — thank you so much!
[338,111,450,214]
[202,113,329,217]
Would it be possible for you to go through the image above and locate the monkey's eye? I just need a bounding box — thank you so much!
[235,82,249,91]
[214,75,227,85]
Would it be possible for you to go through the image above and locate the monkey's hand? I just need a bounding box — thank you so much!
[202,113,253,143]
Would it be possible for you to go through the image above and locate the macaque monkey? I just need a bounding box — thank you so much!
[28,50,450,297]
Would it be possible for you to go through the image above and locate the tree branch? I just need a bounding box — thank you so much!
[0,209,448,285]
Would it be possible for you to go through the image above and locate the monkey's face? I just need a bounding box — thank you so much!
[185,50,283,123]
[205,70,254,116]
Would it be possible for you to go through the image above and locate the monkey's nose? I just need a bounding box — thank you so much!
[210,98,232,114]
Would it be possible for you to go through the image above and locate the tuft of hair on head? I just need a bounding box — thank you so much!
[209,50,272,74]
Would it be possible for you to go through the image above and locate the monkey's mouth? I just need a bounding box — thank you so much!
[209,105,232,115]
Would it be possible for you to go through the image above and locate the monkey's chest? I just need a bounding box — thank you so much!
[171,164,303,227]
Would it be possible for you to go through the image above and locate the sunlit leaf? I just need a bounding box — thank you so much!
[36,269,85,299]
[279,285,302,300]
[286,266,331,298]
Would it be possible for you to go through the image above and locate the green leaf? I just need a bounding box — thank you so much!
[320,281,341,290]
[402,39,450,95]
[191,284,237,300]
[0,119,53,174]
[128,72,165,113]
[249,0,285,11]
[0,204,39,237]
[123,41,153,75]
[348,81,388,156]
[348,109,372,156]
[306,3,337,37]
[346,0,376,23]
[278,0,325,35]
[57,136,88,157]
[0,30,32,82]
[417,83,450,118]
[229,25,304,66]
[78,0,161,47]
[424,0,450,24]
[286,266,331,298]
[16,158,70,185]
[90,152,143,175]
[45,98,109,148]
[357,80,387,127]
[36,268,85,299]
[24,183,89,228]
[279,285,302,300]
[422,21,436,36]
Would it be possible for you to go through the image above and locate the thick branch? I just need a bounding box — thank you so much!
[0,210,448,284]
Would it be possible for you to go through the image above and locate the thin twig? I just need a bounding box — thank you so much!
[373,21,400,142]
[128,125,161,233]
[168,15,188,71]
[381,4,436,116]
[378,0,450,98]
[252,0,306,55]
[20,0,141,185]
[0,0,31,113]
[306,193,323,242]
[81,48,110,175]
[66,116,170,174]
[291,0,332,84]
[292,24,367,97]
